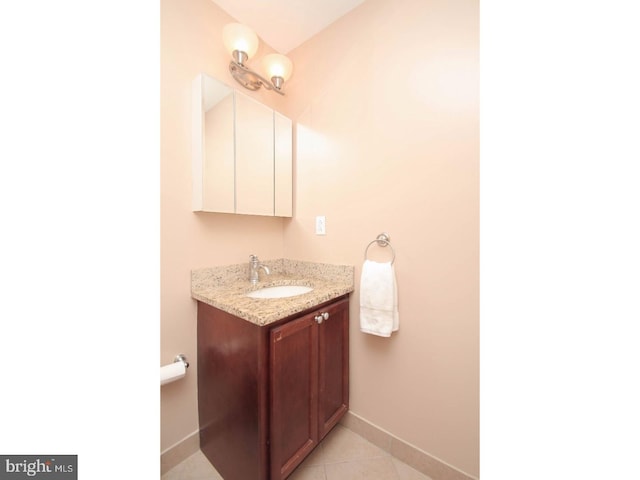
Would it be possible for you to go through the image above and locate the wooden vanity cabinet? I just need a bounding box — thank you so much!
[197,296,349,480]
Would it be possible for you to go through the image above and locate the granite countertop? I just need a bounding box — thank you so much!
[191,258,354,326]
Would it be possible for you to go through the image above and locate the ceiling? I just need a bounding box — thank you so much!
[210,0,366,54]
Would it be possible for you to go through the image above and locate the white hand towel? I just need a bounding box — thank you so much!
[359,260,399,337]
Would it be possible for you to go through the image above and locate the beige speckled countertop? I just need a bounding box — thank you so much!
[191,259,354,326]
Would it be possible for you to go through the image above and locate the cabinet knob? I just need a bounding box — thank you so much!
[322,312,329,320]
[315,314,323,324]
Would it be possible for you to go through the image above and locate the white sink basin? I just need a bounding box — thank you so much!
[246,285,313,299]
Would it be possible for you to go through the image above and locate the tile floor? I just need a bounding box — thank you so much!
[162,425,433,480]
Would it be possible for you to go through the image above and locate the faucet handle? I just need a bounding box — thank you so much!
[249,254,258,262]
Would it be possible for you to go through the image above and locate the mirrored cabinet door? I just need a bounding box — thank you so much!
[203,82,234,213]
[235,92,274,216]
[192,74,235,213]
[274,112,292,217]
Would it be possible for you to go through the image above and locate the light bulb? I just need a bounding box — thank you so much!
[262,53,293,83]
[222,23,259,61]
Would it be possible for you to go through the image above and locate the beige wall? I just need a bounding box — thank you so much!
[160,0,286,452]
[280,0,479,475]
[161,0,478,476]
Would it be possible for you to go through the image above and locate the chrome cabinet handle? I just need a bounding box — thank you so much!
[315,312,330,324]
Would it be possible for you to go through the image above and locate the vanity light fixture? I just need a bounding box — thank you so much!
[222,23,293,95]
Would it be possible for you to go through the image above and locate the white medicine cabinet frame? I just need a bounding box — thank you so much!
[192,73,293,217]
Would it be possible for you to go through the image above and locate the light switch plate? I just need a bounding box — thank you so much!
[315,216,326,235]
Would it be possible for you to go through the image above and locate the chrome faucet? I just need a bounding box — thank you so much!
[249,254,270,285]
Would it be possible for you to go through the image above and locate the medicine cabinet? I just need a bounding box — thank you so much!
[192,73,292,217]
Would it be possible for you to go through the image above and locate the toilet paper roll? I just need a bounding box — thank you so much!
[160,361,186,386]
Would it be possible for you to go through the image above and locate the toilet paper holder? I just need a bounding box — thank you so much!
[174,354,189,369]
[161,354,189,387]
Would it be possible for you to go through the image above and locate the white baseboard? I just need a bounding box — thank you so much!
[161,414,478,479]
[160,430,199,475]
[340,411,478,480]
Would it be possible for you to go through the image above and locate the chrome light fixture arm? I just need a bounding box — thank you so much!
[222,23,292,96]
[229,55,285,95]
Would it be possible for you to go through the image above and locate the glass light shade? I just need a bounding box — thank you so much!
[222,23,259,60]
[262,54,293,82]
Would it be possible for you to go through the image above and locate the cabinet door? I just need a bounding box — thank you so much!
[318,298,350,440]
[274,111,292,217]
[270,313,319,479]
[192,73,234,212]
[203,92,235,213]
[235,92,274,215]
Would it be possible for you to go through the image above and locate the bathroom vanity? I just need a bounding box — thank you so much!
[192,260,353,480]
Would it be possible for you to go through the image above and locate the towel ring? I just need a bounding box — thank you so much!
[364,233,396,265]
